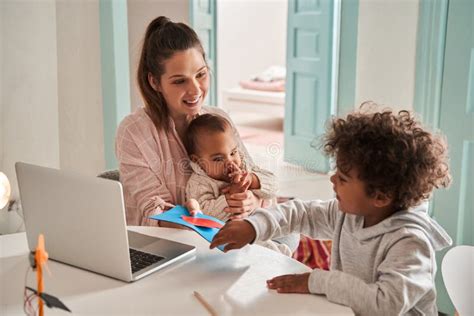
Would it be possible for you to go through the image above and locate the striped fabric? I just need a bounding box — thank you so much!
[292,235,332,271]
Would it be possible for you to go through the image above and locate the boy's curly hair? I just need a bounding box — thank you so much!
[323,104,451,211]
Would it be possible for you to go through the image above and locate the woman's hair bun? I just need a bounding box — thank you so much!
[148,16,171,32]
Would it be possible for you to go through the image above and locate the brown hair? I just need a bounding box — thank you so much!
[184,114,232,155]
[323,104,451,211]
[137,16,206,131]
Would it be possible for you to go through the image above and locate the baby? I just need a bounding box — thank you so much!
[184,113,298,255]
[211,107,453,315]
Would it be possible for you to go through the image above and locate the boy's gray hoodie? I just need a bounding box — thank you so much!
[246,199,452,315]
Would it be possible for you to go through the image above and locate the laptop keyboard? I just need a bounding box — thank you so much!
[129,248,164,274]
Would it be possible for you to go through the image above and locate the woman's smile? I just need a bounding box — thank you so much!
[183,95,202,107]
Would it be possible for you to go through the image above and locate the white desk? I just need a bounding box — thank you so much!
[0,227,353,315]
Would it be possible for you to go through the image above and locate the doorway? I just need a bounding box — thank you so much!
[216,0,287,168]
[414,0,474,313]
[212,0,342,199]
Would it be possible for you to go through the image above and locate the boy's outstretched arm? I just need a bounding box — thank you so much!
[246,199,339,242]
[212,199,339,252]
[210,220,256,252]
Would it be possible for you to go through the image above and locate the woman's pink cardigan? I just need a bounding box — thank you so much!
[115,106,277,226]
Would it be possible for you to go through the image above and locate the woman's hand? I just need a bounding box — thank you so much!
[210,220,256,252]
[158,220,192,230]
[223,190,261,220]
[222,207,250,220]
[185,198,201,216]
[266,273,310,294]
[157,201,193,229]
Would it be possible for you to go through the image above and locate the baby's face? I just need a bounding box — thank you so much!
[192,129,242,182]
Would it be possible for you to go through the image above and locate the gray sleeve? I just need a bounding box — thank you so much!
[309,233,434,315]
[245,199,340,241]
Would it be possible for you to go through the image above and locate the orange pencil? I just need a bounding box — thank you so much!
[193,291,217,316]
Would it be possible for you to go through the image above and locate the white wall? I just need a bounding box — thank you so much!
[2,0,61,201]
[217,0,287,106]
[1,0,104,209]
[127,0,190,110]
[0,1,4,175]
[355,0,419,111]
[56,1,104,175]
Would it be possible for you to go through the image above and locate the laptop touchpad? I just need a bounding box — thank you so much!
[128,231,162,248]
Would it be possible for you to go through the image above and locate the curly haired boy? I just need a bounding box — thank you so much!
[210,106,452,315]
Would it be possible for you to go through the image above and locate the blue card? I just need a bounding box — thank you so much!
[150,205,226,251]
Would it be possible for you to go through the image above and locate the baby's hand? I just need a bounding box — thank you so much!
[227,161,244,183]
[227,172,251,195]
[185,199,202,216]
[266,273,310,294]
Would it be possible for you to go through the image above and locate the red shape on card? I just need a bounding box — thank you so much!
[181,216,223,229]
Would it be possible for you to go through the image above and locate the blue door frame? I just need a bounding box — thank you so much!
[414,0,474,313]
[189,0,217,106]
[99,0,131,169]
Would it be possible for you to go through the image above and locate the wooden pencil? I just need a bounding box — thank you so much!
[193,291,218,316]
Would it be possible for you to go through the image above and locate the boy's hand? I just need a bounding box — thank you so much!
[266,273,310,294]
[210,220,256,252]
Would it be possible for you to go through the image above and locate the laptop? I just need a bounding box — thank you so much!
[15,162,196,282]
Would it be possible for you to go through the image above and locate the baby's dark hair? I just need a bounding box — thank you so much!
[323,105,451,211]
[184,114,232,155]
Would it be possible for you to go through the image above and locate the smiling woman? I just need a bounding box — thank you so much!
[115,16,277,229]
[136,16,208,134]
[148,49,210,136]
